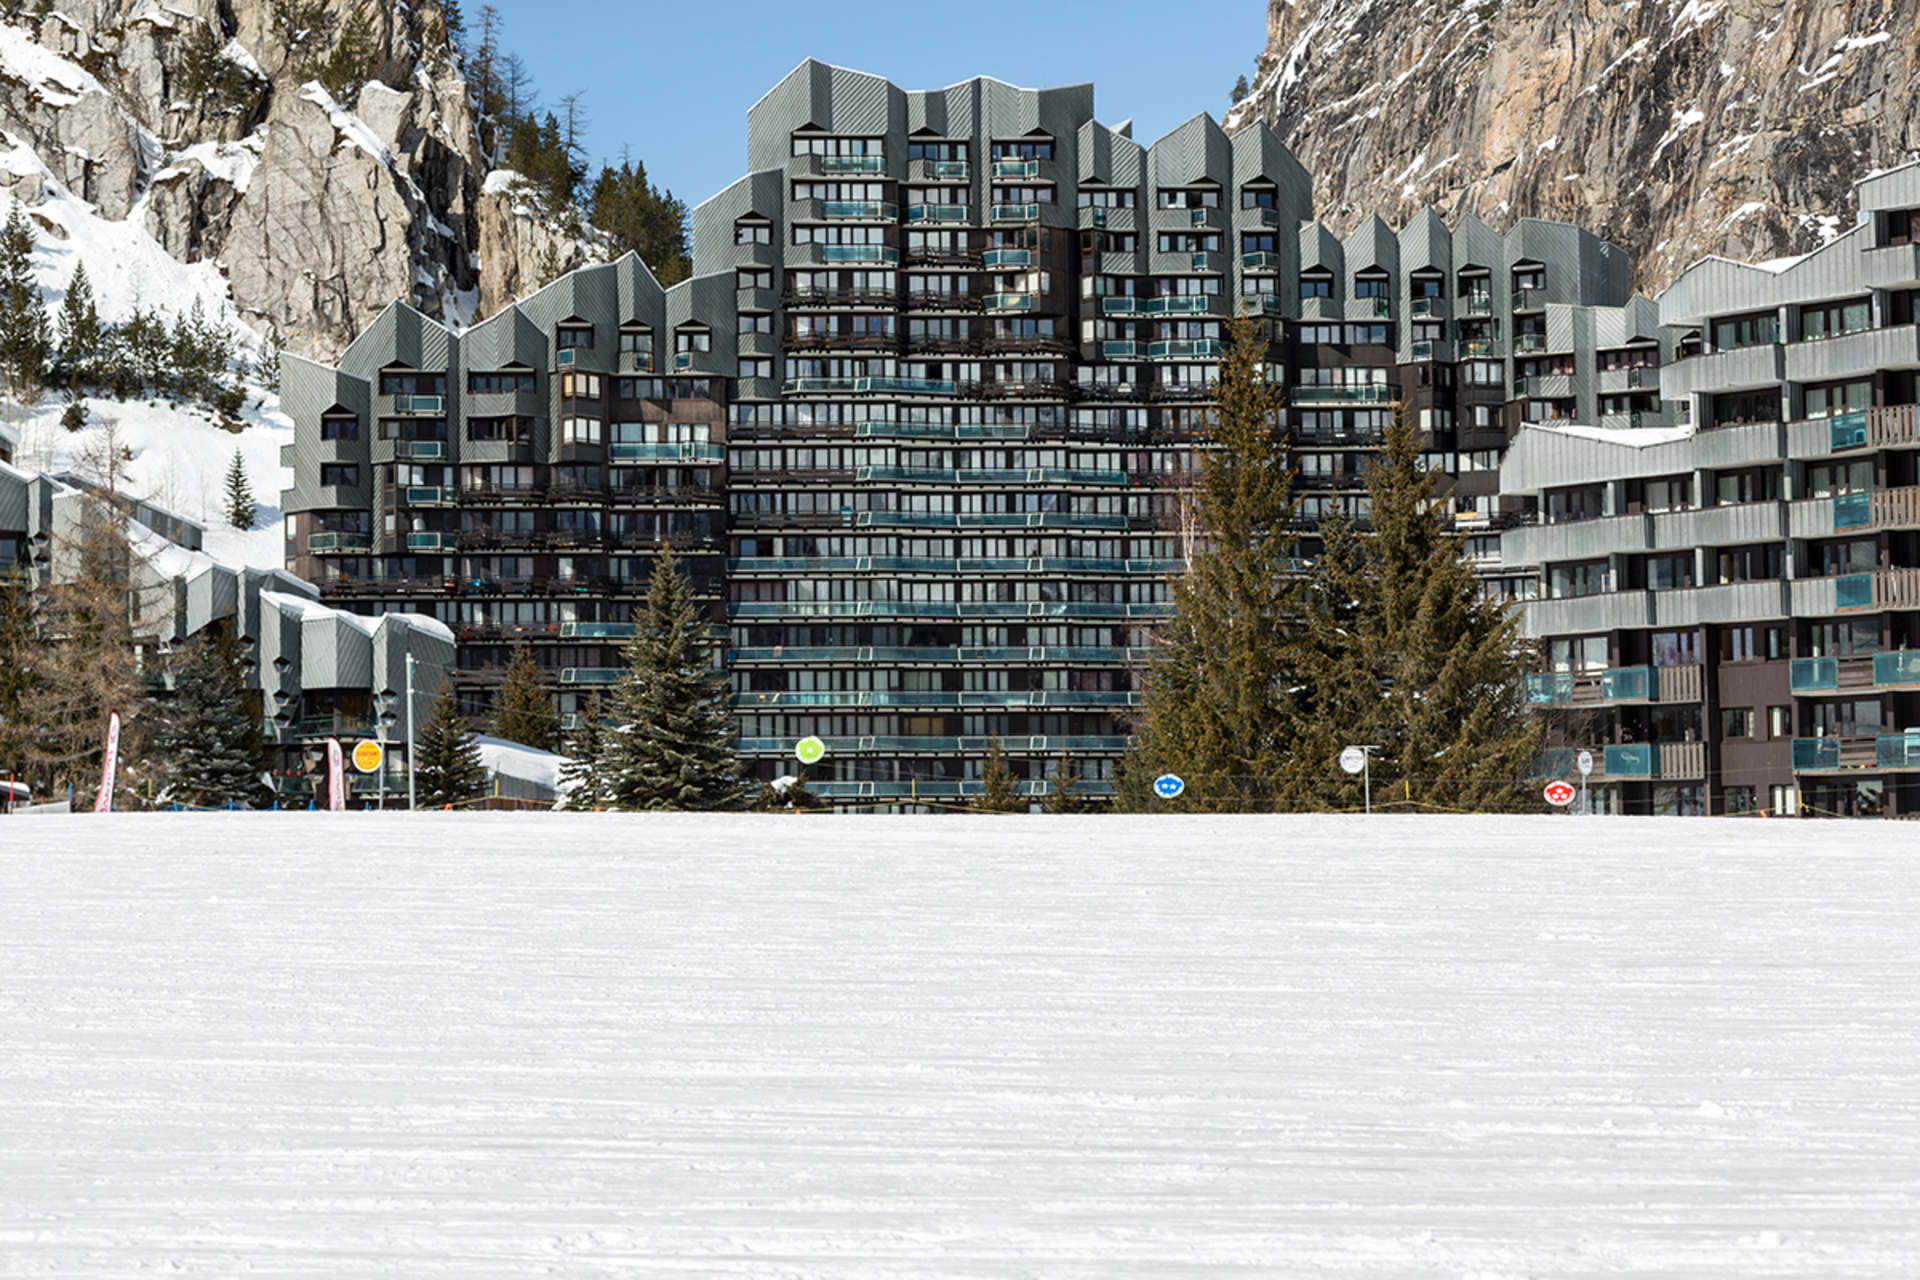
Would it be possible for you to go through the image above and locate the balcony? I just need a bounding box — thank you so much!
[820,245,900,264]
[1514,333,1547,355]
[306,532,371,554]
[401,485,457,506]
[1100,296,1141,316]
[1242,251,1281,272]
[558,668,623,685]
[1251,206,1281,228]
[557,622,637,639]
[404,532,457,551]
[1143,296,1213,316]
[1461,338,1495,357]
[392,394,444,414]
[1524,665,1662,705]
[818,155,883,173]
[1410,296,1442,317]
[1102,340,1140,360]
[1464,295,1495,316]
[991,158,1039,179]
[1290,384,1394,404]
[1877,650,1920,686]
[822,200,898,220]
[982,248,1032,268]
[1242,295,1286,318]
[990,203,1040,223]
[1877,732,1920,768]
[1598,366,1659,394]
[394,440,444,460]
[1511,286,1548,311]
[780,375,957,397]
[906,203,969,223]
[1791,736,1878,772]
[983,292,1035,313]
[608,441,727,463]
[1148,339,1222,361]
[928,160,970,180]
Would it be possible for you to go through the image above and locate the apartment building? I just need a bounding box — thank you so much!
[1501,162,1920,818]
[279,60,1655,808]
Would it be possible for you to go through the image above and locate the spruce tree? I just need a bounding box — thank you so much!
[0,206,48,396]
[1040,749,1082,814]
[971,738,1024,813]
[589,159,692,285]
[557,691,605,808]
[601,549,746,810]
[151,629,264,808]
[1309,402,1542,811]
[224,448,256,530]
[0,568,33,783]
[753,769,823,811]
[490,642,558,749]
[57,261,102,385]
[1118,311,1300,812]
[60,380,87,432]
[259,326,284,393]
[414,678,486,806]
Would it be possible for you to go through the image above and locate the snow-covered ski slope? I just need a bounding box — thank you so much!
[2,813,1917,1275]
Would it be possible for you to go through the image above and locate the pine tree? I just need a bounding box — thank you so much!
[1040,749,1082,814]
[0,567,33,783]
[971,738,1024,813]
[150,628,264,809]
[258,326,284,393]
[490,642,558,749]
[414,678,486,806]
[60,379,87,432]
[1231,74,1251,104]
[1305,402,1543,811]
[589,159,692,285]
[0,206,48,397]
[224,448,256,530]
[56,261,102,385]
[600,548,746,811]
[1118,311,1300,812]
[557,691,604,808]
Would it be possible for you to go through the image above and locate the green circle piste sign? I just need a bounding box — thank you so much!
[795,736,827,765]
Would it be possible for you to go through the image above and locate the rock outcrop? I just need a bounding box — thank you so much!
[1227,0,1920,288]
[0,0,585,358]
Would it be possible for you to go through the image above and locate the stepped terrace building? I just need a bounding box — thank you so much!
[280,60,1667,809]
[1500,162,1920,818]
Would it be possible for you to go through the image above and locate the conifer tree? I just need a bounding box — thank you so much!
[589,159,692,285]
[224,448,256,530]
[971,738,1024,813]
[753,769,823,811]
[1305,402,1542,811]
[414,678,486,806]
[151,629,264,808]
[490,642,558,749]
[0,206,48,396]
[557,691,604,808]
[258,327,284,393]
[1040,749,1082,814]
[60,380,87,432]
[1231,74,1250,105]
[601,549,746,810]
[57,261,102,384]
[0,567,33,782]
[1118,311,1300,812]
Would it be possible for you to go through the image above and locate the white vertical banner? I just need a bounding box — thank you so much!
[93,712,121,814]
[326,738,346,812]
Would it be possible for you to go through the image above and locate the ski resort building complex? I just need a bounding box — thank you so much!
[275,61,1920,816]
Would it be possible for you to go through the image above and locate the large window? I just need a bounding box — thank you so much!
[1646,552,1694,591]
[1548,560,1608,598]
[378,371,445,396]
[560,417,602,447]
[990,138,1053,161]
[1804,379,1871,419]
[557,324,593,349]
[1796,298,1871,341]
[320,464,358,486]
[469,370,536,394]
[1712,310,1778,350]
[320,415,358,440]
[1299,273,1332,299]
[735,219,772,245]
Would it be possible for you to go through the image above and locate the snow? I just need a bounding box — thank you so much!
[483,167,525,195]
[0,17,105,107]
[472,735,568,793]
[299,81,396,168]
[153,133,265,195]
[2,813,1919,1275]
[1534,422,1697,446]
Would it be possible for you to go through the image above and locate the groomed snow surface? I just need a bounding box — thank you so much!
[3,814,1918,1275]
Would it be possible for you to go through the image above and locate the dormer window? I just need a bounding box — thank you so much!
[676,326,712,354]
[618,325,653,354]
[990,134,1053,162]
[1240,183,1277,209]
[320,411,359,440]
[1354,271,1389,300]
[1299,270,1333,300]
[378,368,446,396]
[1156,185,1220,210]
[557,322,594,349]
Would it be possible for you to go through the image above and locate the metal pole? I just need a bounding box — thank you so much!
[1363,753,1371,816]
[406,653,417,812]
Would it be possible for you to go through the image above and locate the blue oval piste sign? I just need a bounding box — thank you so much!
[1153,772,1185,800]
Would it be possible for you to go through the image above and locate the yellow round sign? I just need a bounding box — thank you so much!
[351,740,384,774]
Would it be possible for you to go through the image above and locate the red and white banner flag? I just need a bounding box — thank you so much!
[93,711,121,813]
[326,738,346,811]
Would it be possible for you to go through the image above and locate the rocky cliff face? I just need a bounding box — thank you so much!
[1,0,583,358]
[1227,0,1920,288]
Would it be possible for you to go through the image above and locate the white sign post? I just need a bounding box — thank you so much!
[1576,749,1594,813]
[1339,745,1371,814]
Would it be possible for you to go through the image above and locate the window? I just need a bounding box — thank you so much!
[1548,636,1609,672]
[561,417,602,446]
[738,358,772,379]
[1347,324,1388,345]
[1717,545,1783,584]
[1712,310,1778,350]
[1654,786,1707,817]
[790,136,882,158]
[1796,298,1871,341]
[1716,467,1781,505]
[378,370,446,396]
[468,417,531,443]
[469,370,536,394]
[561,372,602,399]
[677,330,712,353]
[320,415,358,440]
[1078,188,1135,208]
[1810,619,1879,657]
[1719,625,1786,662]
[1643,476,1690,512]
[907,139,966,163]
[738,313,771,335]
[1803,379,1872,419]
[1548,560,1608,598]
[1768,706,1792,739]
[1711,390,1779,428]
[320,464,358,486]
[1651,630,1701,667]
[990,138,1053,161]
[1464,360,1503,387]
[1354,277,1388,299]
[735,219,772,245]
[1299,274,1332,299]
[1646,553,1694,591]
[1769,783,1798,815]
[557,325,593,349]
[1545,485,1605,524]
[737,268,771,289]
[1721,707,1755,739]
[1724,786,1758,814]
[1240,187,1276,209]
[618,329,653,355]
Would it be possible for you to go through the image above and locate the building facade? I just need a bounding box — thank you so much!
[282,60,1656,808]
[1501,163,1920,817]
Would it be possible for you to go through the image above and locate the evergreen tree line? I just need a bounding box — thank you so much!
[1115,311,1543,814]
[458,4,692,284]
[2,208,252,427]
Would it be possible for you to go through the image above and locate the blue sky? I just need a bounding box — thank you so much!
[480,0,1266,208]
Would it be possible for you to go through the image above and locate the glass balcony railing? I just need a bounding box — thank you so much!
[1189,253,1214,272]
[558,622,637,639]
[1410,297,1437,317]
[982,248,1032,268]
[1243,294,1285,316]
[673,351,694,371]
[1465,295,1494,315]
[1411,340,1434,359]
[1144,296,1210,316]
[1241,251,1281,272]
[1291,385,1393,404]
[1837,572,1874,609]
[1829,411,1870,450]
[906,203,969,223]
[819,155,883,173]
[1599,666,1654,700]
[1791,657,1840,692]
[395,440,444,459]
[990,203,1040,222]
[405,532,457,551]
[1367,296,1392,318]
[1511,287,1547,310]
[1604,744,1653,777]
[929,160,970,180]
[1874,651,1920,686]
[782,376,956,396]
[1461,339,1494,357]
[822,201,898,220]
[555,349,575,367]
[1876,732,1920,768]
[559,668,623,685]
[1252,207,1280,227]
[983,292,1035,312]
[1100,296,1141,316]
[991,158,1039,179]
[821,245,900,264]
[1792,738,1840,771]
[307,532,371,553]
[1102,340,1140,359]
[1148,339,1222,360]
[402,485,457,505]
[609,441,727,463]
[1526,672,1575,704]
[1513,376,1531,396]
[1514,333,1547,354]
[1833,491,1872,530]
[396,394,444,413]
